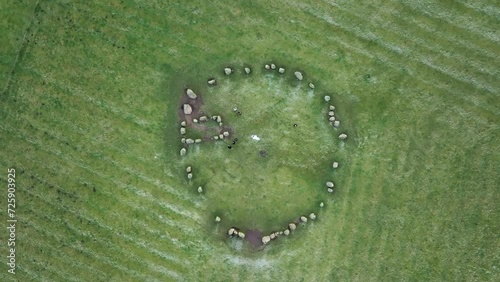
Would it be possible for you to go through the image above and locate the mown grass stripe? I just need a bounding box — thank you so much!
[290,1,499,96]
[4,112,203,222]
[2,124,204,237]
[23,192,185,280]
[24,220,164,281]
[399,0,499,43]
[271,2,499,118]
[325,0,499,84]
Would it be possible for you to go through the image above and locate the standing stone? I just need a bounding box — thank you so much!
[270,233,276,240]
[309,213,317,220]
[186,139,194,144]
[187,173,192,180]
[284,229,290,236]
[270,63,276,69]
[215,216,221,222]
[262,236,271,244]
[339,133,347,140]
[193,119,198,123]
[327,188,334,193]
[224,67,232,75]
[278,67,285,73]
[219,122,223,127]
[238,232,245,239]
[333,162,339,169]
[186,166,192,173]
[214,136,219,140]
[320,202,324,208]
[288,223,297,231]
[265,64,270,70]
[181,121,187,127]
[300,216,308,223]
[223,131,229,137]
[326,181,334,188]
[334,120,340,127]
[228,228,235,236]
[329,116,336,122]
[183,104,193,115]
[208,79,216,85]
[244,67,251,74]
[329,105,335,110]
[186,89,197,99]
[197,186,203,193]
[324,95,331,102]
[180,148,186,156]
[309,83,315,89]
[199,116,207,122]
[328,111,335,116]
[294,71,303,81]
[181,138,186,144]
[195,139,202,144]
[216,116,222,123]
[180,127,186,135]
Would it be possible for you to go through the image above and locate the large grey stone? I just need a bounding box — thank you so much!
[326,181,334,188]
[262,236,271,244]
[180,148,186,156]
[224,67,232,75]
[294,71,303,81]
[183,104,192,115]
[339,133,348,140]
[186,88,197,99]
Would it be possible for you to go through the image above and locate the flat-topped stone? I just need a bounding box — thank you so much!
[294,71,303,81]
[183,104,192,115]
[186,88,197,99]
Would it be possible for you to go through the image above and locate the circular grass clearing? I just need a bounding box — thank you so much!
[179,65,344,246]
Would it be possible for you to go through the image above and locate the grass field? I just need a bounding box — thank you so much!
[1,0,499,281]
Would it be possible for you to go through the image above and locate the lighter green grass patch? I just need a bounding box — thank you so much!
[180,67,343,236]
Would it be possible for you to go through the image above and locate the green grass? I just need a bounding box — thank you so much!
[184,71,339,235]
[0,0,499,281]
